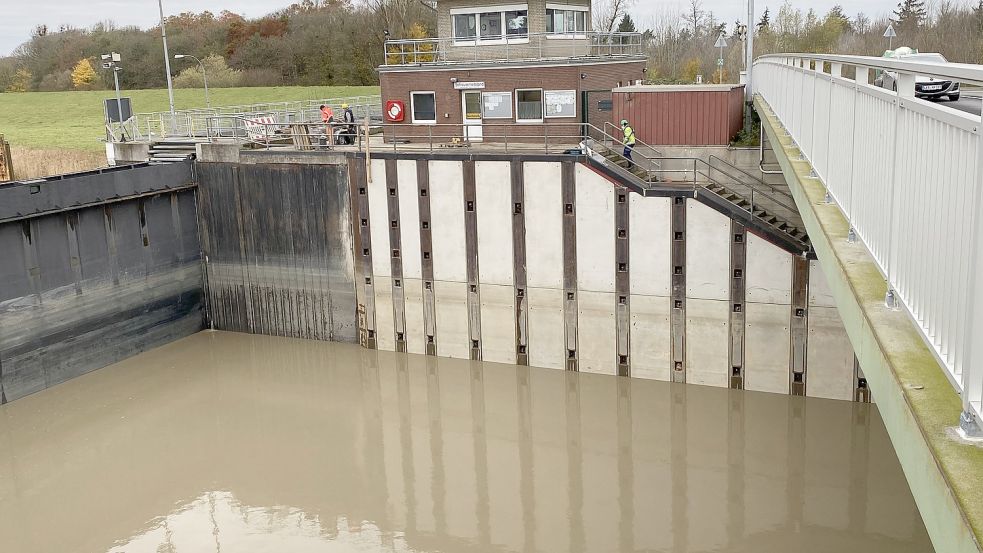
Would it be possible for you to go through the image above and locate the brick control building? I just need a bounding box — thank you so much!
[378,0,647,142]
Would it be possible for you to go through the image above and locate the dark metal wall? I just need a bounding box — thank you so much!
[196,163,357,343]
[0,163,203,403]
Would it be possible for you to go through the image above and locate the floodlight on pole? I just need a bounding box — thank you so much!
[158,0,176,125]
[884,24,897,51]
[175,54,210,109]
[101,52,125,142]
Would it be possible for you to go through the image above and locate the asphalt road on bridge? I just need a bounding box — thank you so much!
[947,93,982,116]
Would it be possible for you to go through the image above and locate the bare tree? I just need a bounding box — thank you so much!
[593,0,635,33]
[682,0,705,35]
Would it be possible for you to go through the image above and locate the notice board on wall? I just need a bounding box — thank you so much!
[545,90,576,118]
[482,91,513,119]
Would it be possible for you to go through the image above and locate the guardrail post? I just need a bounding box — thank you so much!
[884,70,915,305]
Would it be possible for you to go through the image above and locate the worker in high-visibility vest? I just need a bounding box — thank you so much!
[621,119,636,169]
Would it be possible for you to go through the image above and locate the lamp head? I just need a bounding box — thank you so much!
[174,54,186,59]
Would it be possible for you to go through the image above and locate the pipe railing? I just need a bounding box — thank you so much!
[383,31,645,66]
[126,95,382,141]
[753,53,983,434]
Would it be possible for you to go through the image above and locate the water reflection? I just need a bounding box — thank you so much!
[0,331,933,553]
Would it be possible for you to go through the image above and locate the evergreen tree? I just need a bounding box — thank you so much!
[893,0,927,33]
[757,7,770,29]
[617,14,637,33]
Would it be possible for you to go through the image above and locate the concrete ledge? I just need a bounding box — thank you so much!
[756,95,983,553]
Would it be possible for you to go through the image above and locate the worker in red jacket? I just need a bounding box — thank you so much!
[320,104,335,147]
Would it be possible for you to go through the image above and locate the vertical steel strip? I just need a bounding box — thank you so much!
[670,196,687,383]
[562,161,579,371]
[65,213,84,296]
[21,220,42,305]
[417,160,438,356]
[348,157,377,349]
[854,356,871,403]
[729,222,747,389]
[790,256,810,396]
[511,161,530,365]
[614,187,631,377]
[463,161,482,361]
[386,159,407,352]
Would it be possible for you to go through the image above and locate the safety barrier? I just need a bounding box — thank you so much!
[753,53,983,432]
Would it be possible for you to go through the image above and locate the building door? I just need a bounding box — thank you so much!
[462,91,483,142]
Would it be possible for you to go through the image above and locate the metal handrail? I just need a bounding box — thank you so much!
[383,31,645,66]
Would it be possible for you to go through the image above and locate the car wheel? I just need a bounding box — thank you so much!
[949,94,960,101]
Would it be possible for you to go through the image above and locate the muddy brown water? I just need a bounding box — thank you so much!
[0,331,933,552]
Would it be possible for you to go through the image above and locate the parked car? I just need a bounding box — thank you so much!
[874,52,960,101]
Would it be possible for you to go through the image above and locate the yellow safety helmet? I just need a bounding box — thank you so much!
[341,103,349,109]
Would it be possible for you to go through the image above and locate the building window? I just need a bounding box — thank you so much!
[482,91,513,119]
[452,5,529,43]
[454,14,477,40]
[411,92,437,124]
[546,6,588,35]
[516,89,544,122]
[505,11,528,37]
[479,12,503,40]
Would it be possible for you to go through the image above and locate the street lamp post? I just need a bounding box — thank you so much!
[158,0,176,129]
[175,55,210,109]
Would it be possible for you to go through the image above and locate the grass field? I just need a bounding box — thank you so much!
[0,85,380,153]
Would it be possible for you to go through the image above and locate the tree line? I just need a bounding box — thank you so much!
[0,0,436,92]
[644,0,983,84]
[1,0,981,93]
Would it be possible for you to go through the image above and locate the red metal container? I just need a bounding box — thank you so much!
[612,84,746,146]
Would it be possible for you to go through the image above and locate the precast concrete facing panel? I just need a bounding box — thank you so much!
[374,275,397,351]
[684,298,731,387]
[685,200,730,302]
[526,287,566,370]
[629,294,672,381]
[628,195,671,297]
[429,161,468,284]
[404,277,427,355]
[435,281,470,359]
[574,164,616,294]
[577,290,618,375]
[396,160,423,280]
[475,161,514,287]
[479,283,517,364]
[523,162,564,290]
[745,233,793,305]
[368,159,391,278]
[744,302,793,394]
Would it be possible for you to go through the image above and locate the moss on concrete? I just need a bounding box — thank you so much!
[756,95,983,553]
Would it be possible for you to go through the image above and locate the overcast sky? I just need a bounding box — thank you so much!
[1,1,901,57]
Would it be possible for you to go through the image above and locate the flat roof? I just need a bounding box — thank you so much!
[613,84,745,93]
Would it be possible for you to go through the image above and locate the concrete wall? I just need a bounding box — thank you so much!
[0,163,203,403]
[351,155,858,400]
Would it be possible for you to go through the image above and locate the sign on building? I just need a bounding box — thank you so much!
[453,81,486,90]
[545,90,576,118]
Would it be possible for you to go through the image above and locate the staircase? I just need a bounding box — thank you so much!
[588,143,811,256]
[149,140,199,163]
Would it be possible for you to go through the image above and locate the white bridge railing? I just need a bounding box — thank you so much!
[754,54,983,433]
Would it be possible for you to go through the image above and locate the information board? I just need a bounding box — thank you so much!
[545,90,576,118]
[482,91,513,119]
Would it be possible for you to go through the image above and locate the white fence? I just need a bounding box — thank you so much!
[754,54,983,431]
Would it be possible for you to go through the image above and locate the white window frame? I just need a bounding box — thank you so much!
[515,88,545,123]
[481,91,514,120]
[545,4,589,39]
[450,4,530,46]
[410,91,437,125]
[544,90,578,119]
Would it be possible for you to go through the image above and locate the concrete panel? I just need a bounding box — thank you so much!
[685,298,730,387]
[523,162,563,289]
[368,159,391,278]
[630,294,671,381]
[685,199,730,301]
[527,287,565,370]
[575,165,615,293]
[808,260,837,308]
[577,290,616,375]
[429,161,467,283]
[434,280,470,359]
[629,195,671,297]
[746,233,792,305]
[745,302,791,394]
[475,161,514,286]
[479,283,517,364]
[807,306,855,401]
[397,160,423,280]
[373,275,396,352]
[404,277,427,355]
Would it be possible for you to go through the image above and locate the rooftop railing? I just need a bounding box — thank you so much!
[382,31,645,66]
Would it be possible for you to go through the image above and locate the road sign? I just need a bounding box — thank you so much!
[715,35,728,49]
[884,24,896,38]
[718,58,725,66]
